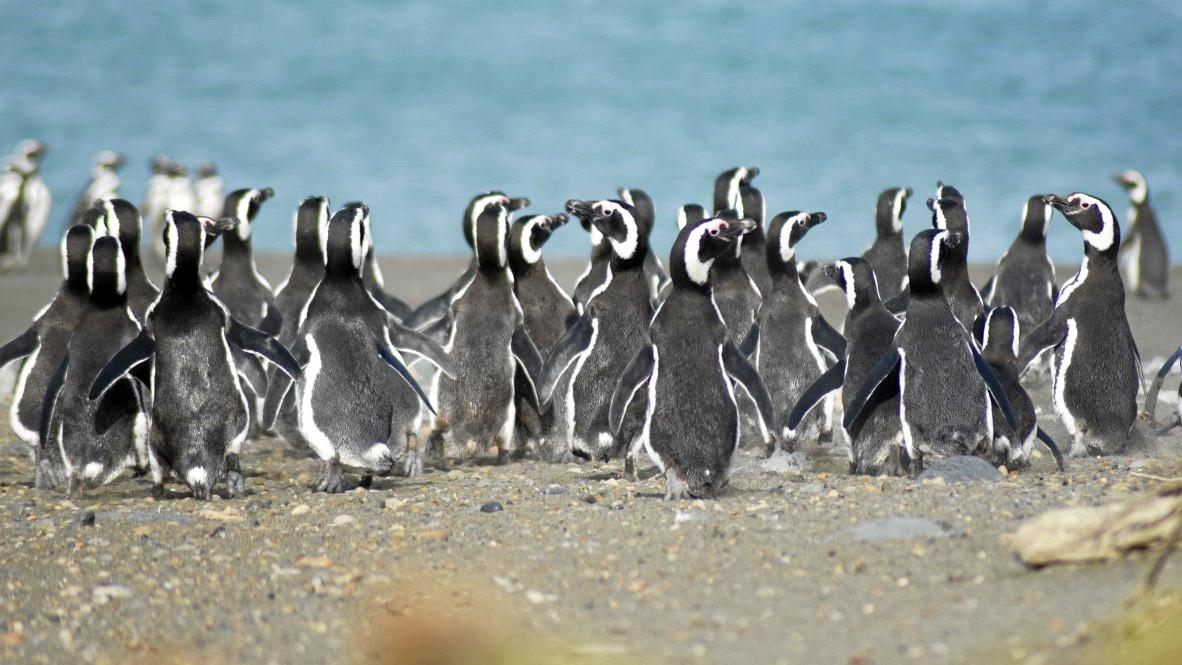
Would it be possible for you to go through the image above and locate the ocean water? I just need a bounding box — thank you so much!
[2,0,1179,264]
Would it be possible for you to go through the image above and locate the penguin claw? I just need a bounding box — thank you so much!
[314,460,344,493]
[401,451,423,478]
[226,470,246,497]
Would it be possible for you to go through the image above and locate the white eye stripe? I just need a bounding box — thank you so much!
[1070,192,1116,251]
[684,224,714,285]
[350,208,366,269]
[164,212,180,277]
[519,216,545,264]
[929,231,949,284]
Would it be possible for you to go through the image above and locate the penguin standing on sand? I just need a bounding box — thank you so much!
[537,199,654,462]
[0,140,52,268]
[263,205,455,491]
[69,151,124,225]
[1113,170,1169,299]
[0,225,94,470]
[1018,194,1140,457]
[750,211,845,451]
[786,258,904,475]
[607,216,777,499]
[861,187,911,300]
[194,163,224,219]
[710,207,763,353]
[736,184,771,296]
[842,230,1016,476]
[211,188,277,328]
[41,235,150,494]
[428,200,544,464]
[97,199,159,321]
[981,196,1057,334]
[90,211,299,499]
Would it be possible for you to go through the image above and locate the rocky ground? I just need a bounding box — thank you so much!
[1,252,1180,664]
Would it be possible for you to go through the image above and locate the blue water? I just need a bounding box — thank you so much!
[3,1,1180,263]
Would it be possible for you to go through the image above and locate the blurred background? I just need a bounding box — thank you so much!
[2,0,1179,261]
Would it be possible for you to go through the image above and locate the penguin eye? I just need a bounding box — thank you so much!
[708,225,721,237]
[1080,201,1091,209]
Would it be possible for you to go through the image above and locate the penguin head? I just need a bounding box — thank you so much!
[822,257,881,310]
[1019,195,1052,242]
[1111,170,1149,205]
[737,185,766,228]
[473,201,511,271]
[324,204,372,277]
[927,196,970,235]
[675,203,707,230]
[94,150,124,171]
[713,166,760,213]
[875,187,912,234]
[222,187,275,241]
[163,210,236,280]
[15,139,46,162]
[670,216,756,288]
[99,199,144,253]
[617,187,655,237]
[981,306,1020,362]
[87,235,127,304]
[567,199,647,264]
[935,180,964,205]
[683,464,730,499]
[78,204,108,236]
[463,192,528,249]
[197,162,218,179]
[766,210,827,275]
[907,228,963,292]
[62,224,96,292]
[1042,193,1120,254]
[509,213,568,272]
[149,155,172,175]
[294,195,331,264]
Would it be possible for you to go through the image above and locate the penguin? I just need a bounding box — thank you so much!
[1017,194,1140,457]
[69,151,124,225]
[709,206,763,352]
[194,162,224,219]
[736,184,772,297]
[785,258,905,475]
[607,215,777,499]
[354,206,415,321]
[428,200,544,464]
[89,211,299,499]
[617,187,669,302]
[508,212,575,457]
[0,225,94,470]
[713,166,759,213]
[749,211,846,451]
[211,188,277,328]
[40,235,150,494]
[97,198,159,321]
[980,195,1057,335]
[262,204,455,492]
[979,307,1064,471]
[861,187,912,300]
[536,199,654,462]
[570,209,613,316]
[0,140,51,268]
[404,192,530,329]
[1113,170,1169,299]
[842,229,1016,476]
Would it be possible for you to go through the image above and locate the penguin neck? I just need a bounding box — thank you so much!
[1018,225,1048,245]
[164,258,206,295]
[510,256,545,280]
[220,232,256,269]
[120,236,148,276]
[89,279,128,310]
[64,270,90,296]
[293,232,324,267]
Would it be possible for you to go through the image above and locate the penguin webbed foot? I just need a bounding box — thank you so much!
[401,449,423,478]
[358,474,373,490]
[225,453,246,498]
[34,460,64,491]
[314,459,345,494]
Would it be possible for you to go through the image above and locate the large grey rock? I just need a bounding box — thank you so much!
[828,516,963,543]
[734,450,808,476]
[917,455,1002,483]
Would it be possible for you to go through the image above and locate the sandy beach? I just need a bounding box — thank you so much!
[1,249,1181,664]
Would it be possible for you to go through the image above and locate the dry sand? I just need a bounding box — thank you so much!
[1,249,1181,664]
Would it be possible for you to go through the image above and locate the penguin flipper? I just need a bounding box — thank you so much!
[841,349,901,430]
[405,266,474,330]
[511,326,545,412]
[538,314,595,405]
[374,288,414,321]
[738,323,760,359]
[256,302,283,337]
[721,341,776,436]
[643,251,669,293]
[261,338,308,431]
[972,346,1018,430]
[980,275,996,304]
[38,355,68,444]
[388,320,457,378]
[90,330,155,400]
[228,319,300,379]
[1016,309,1067,374]
[1145,346,1182,420]
[883,288,909,315]
[0,326,38,370]
[1035,426,1066,472]
[608,345,655,437]
[786,359,846,432]
[812,316,847,358]
[374,336,436,416]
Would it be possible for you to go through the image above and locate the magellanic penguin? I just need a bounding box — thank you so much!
[861,187,912,300]
[979,307,1064,471]
[404,192,530,329]
[843,229,1017,476]
[508,212,575,456]
[786,258,904,475]
[751,211,846,451]
[0,140,52,268]
[537,199,655,462]
[713,166,759,214]
[1017,194,1141,457]
[736,184,771,297]
[351,205,415,321]
[40,234,150,495]
[194,162,224,218]
[211,187,278,329]
[428,200,544,464]
[710,206,763,354]
[607,215,777,499]
[0,225,95,468]
[69,151,124,225]
[617,187,669,302]
[981,196,1057,334]
[146,158,196,261]
[89,211,300,499]
[263,204,455,492]
[1113,170,1169,299]
[97,198,159,322]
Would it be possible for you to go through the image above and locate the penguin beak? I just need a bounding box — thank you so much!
[565,199,595,221]
[550,213,570,229]
[1041,194,1077,215]
[805,211,827,228]
[903,187,913,199]
[744,166,760,181]
[507,197,530,212]
[1110,173,1132,189]
[925,197,937,212]
[259,187,275,202]
[721,217,756,239]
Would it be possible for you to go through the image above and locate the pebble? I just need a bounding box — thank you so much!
[291,504,311,516]
[734,450,808,476]
[828,516,964,543]
[917,456,1002,483]
[383,497,408,510]
[91,585,133,604]
[542,484,568,496]
[331,515,355,526]
[480,501,504,513]
[74,511,96,527]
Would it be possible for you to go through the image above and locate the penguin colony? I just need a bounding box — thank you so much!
[0,140,1174,500]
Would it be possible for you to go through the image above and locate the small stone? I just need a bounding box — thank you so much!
[582,494,600,504]
[525,589,557,605]
[74,511,96,527]
[209,526,227,538]
[734,449,808,476]
[92,584,133,604]
[332,515,355,526]
[383,497,408,510]
[542,484,568,496]
[480,501,504,513]
[295,556,334,569]
[291,504,311,516]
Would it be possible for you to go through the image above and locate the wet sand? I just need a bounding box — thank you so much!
[1,249,1181,664]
